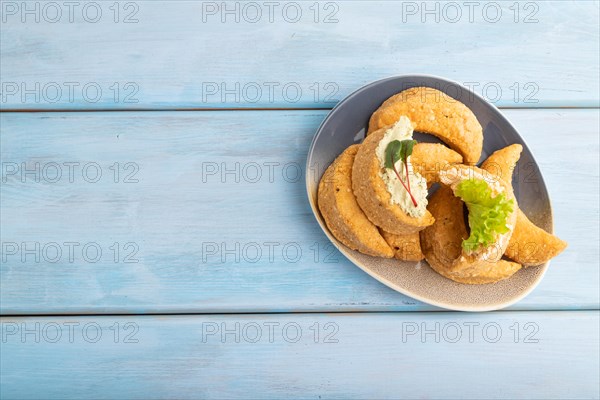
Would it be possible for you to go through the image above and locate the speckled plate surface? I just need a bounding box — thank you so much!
[306,75,552,312]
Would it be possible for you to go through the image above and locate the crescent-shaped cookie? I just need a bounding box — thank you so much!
[380,230,424,261]
[317,145,394,258]
[411,143,463,184]
[480,143,522,185]
[352,126,435,235]
[420,186,522,285]
[367,87,483,164]
[480,144,567,266]
[505,210,568,266]
[439,164,518,265]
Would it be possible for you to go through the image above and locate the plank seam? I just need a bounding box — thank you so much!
[2,308,599,317]
[1,106,599,113]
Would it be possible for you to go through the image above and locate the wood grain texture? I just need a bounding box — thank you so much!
[1,109,598,314]
[0,1,598,110]
[1,311,599,399]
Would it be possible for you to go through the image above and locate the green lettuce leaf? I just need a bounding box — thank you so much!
[455,178,514,253]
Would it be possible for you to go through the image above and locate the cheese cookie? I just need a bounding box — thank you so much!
[368,87,483,164]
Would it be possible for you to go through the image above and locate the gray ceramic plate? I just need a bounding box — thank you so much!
[306,75,553,311]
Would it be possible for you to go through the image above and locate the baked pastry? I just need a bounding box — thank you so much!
[439,164,518,262]
[380,230,424,261]
[480,144,567,266]
[317,144,394,258]
[420,185,521,284]
[411,142,463,184]
[352,117,434,235]
[368,87,483,164]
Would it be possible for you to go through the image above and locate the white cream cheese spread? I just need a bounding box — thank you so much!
[375,116,428,218]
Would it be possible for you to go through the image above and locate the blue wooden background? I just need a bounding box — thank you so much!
[1,1,599,399]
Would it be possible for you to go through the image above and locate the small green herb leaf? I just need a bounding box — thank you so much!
[384,140,402,169]
[399,139,416,163]
[384,140,417,169]
[384,139,419,207]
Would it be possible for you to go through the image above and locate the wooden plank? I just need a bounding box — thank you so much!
[1,1,598,110]
[1,109,598,314]
[1,311,599,399]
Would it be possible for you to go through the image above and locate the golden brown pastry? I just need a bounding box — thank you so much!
[439,164,518,263]
[480,144,568,266]
[480,143,522,186]
[411,142,463,184]
[505,210,568,266]
[367,87,483,164]
[380,230,424,261]
[317,145,394,258]
[420,185,522,284]
[352,121,435,235]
